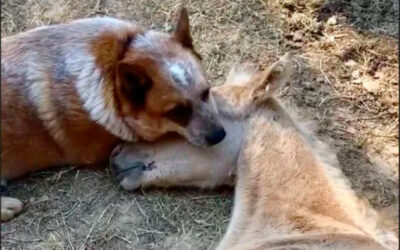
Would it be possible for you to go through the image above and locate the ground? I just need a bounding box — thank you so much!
[1,0,398,249]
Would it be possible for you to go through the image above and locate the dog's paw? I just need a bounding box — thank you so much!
[1,197,23,222]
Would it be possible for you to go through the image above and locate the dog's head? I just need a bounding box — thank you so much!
[115,8,225,146]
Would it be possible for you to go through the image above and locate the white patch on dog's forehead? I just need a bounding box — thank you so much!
[169,63,190,86]
[133,31,169,52]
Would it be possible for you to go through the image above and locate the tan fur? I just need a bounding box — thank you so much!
[111,54,397,249]
[1,8,225,222]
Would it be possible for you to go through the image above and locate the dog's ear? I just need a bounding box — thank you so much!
[173,7,193,49]
[172,7,202,60]
[117,62,153,110]
[250,53,293,102]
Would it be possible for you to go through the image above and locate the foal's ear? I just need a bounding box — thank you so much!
[251,53,293,102]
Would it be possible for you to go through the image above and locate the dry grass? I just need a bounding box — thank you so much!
[1,0,398,249]
[269,0,398,203]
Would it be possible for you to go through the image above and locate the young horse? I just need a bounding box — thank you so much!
[110,54,397,249]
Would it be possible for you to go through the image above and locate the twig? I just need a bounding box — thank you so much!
[135,199,148,218]
[62,213,74,250]
[79,204,111,250]
[136,228,164,234]
[190,195,222,200]
[116,235,133,244]
[319,58,334,89]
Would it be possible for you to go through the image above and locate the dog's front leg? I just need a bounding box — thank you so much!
[1,179,23,222]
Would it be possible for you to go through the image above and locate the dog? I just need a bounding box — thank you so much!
[1,8,226,222]
[110,54,397,249]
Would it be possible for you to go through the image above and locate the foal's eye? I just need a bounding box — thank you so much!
[201,88,210,102]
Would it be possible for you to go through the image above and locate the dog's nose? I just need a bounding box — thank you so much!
[205,127,226,145]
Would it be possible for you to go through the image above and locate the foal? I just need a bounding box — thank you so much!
[111,54,397,249]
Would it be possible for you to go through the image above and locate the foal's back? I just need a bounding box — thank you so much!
[217,104,396,250]
[215,55,396,250]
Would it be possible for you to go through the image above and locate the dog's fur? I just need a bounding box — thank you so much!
[111,54,397,249]
[1,8,226,222]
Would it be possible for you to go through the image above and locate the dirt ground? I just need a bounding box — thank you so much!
[1,0,398,249]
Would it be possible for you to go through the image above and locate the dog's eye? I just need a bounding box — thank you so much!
[164,103,193,126]
[201,88,210,102]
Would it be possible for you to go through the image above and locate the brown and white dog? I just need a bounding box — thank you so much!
[1,8,226,222]
[111,54,397,249]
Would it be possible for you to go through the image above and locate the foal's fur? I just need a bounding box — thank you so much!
[111,54,397,249]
